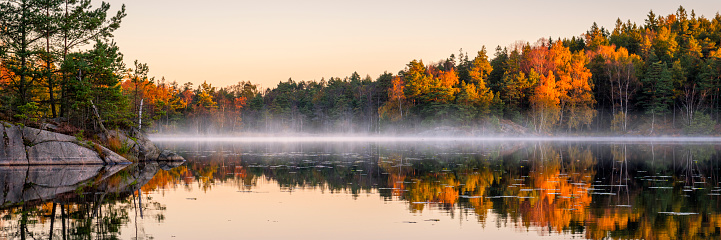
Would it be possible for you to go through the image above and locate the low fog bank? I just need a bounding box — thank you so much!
[149,134,721,143]
[150,121,721,142]
[150,112,721,140]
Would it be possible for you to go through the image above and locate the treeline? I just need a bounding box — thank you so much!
[1,4,720,135]
[143,7,720,135]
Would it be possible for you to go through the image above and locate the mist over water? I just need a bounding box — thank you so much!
[149,135,721,143]
[4,136,721,239]
[149,138,721,240]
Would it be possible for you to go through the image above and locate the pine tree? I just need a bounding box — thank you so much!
[641,60,673,133]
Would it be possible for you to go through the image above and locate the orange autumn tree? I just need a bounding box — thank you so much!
[530,70,561,133]
[552,45,596,131]
[379,76,406,121]
[122,61,155,128]
[427,66,458,104]
[0,61,14,90]
[122,74,181,130]
[192,81,218,133]
[522,40,555,75]
[522,40,596,132]
[144,78,179,122]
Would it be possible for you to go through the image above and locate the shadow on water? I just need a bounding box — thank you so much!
[0,161,184,239]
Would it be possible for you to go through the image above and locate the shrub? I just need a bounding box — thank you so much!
[56,123,81,135]
[107,136,130,155]
[611,112,626,133]
[14,102,40,125]
[684,113,715,135]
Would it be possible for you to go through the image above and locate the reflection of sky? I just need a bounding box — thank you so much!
[101,0,720,88]
[127,178,577,240]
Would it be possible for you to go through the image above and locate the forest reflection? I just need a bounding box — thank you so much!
[0,162,179,239]
[157,141,721,240]
[3,141,720,239]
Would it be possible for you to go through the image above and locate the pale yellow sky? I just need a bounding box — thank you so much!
[103,0,720,89]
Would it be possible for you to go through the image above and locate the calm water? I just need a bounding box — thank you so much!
[2,138,721,239]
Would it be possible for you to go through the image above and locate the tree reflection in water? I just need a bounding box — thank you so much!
[3,141,720,239]
[0,162,181,239]
[160,141,720,240]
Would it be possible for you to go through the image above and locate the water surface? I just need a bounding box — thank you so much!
[2,138,720,239]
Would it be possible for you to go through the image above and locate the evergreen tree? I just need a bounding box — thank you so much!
[61,41,128,129]
[0,0,45,106]
[640,60,673,133]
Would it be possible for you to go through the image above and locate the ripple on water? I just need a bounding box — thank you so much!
[659,212,699,216]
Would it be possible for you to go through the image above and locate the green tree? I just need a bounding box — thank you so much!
[488,46,508,92]
[0,0,125,123]
[402,59,431,105]
[641,60,673,133]
[0,0,45,106]
[128,60,151,115]
[62,41,128,129]
[38,0,63,118]
[57,0,125,118]
[584,22,609,50]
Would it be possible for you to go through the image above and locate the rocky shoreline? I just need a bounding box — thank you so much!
[0,122,184,165]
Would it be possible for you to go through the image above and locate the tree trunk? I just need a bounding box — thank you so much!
[46,4,56,118]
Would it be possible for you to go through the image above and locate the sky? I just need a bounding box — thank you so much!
[103,0,721,90]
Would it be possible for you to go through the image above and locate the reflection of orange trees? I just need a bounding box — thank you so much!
[388,173,406,197]
[379,153,498,216]
[378,154,415,198]
[230,166,258,191]
[585,208,642,239]
[405,173,459,212]
[583,144,721,240]
[586,210,721,240]
[515,145,595,234]
[195,164,218,192]
[141,166,190,194]
[180,151,240,192]
[688,214,721,239]
[378,144,599,234]
[459,169,495,222]
[379,154,461,212]
[388,169,497,216]
[144,160,222,193]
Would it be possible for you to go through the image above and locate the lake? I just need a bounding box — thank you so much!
[2,137,721,239]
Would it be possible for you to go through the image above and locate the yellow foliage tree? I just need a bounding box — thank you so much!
[465,47,495,115]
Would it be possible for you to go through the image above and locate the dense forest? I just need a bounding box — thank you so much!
[1,2,720,135]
